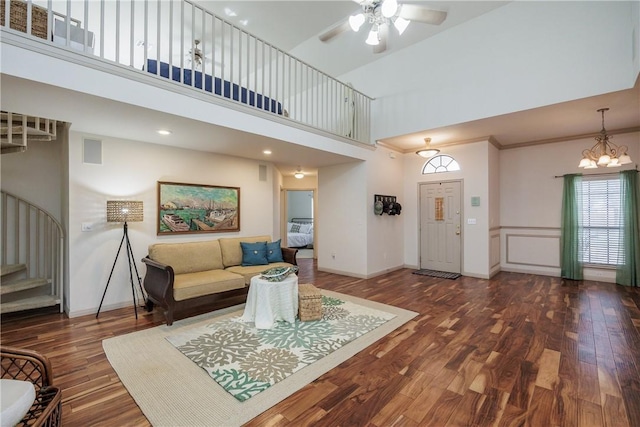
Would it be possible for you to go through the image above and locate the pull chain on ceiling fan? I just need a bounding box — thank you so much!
[319,0,447,53]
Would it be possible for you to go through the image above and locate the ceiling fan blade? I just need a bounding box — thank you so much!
[318,20,351,42]
[399,5,447,25]
[373,25,388,54]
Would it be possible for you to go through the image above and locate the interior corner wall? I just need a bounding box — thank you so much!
[67,131,276,317]
[403,141,490,278]
[499,131,640,282]
[341,1,637,141]
[272,167,283,241]
[317,161,367,277]
[1,138,63,222]
[488,143,501,277]
[367,145,404,277]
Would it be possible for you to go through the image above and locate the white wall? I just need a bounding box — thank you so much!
[341,1,639,141]
[499,131,640,281]
[367,145,405,277]
[488,143,501,277]
[317,161,368,277]
[67,131,277,316]
[287,190,313,220]
[1,137,64,221]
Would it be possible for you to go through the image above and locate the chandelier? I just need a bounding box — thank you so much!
[349,0,410,46]
[578,108,632,169]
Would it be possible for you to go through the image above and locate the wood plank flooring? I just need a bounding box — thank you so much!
[2,261,640,426]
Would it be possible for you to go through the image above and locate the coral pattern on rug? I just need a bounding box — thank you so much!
[166,295,396,402]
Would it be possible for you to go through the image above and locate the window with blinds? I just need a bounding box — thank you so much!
[579,177,622,266]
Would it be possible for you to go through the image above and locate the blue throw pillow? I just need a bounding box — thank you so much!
[266,240,284,263]
[240,241,268,266]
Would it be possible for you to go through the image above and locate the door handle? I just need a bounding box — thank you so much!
[456,225,460,235]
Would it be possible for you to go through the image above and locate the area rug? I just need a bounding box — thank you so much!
[103,290,417,427]
[412,269,461,280]
[165,294,395,402]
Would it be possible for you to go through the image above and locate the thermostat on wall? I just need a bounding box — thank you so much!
[471,196,480,206]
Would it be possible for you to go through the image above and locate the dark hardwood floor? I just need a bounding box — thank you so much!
[2,260,640,426]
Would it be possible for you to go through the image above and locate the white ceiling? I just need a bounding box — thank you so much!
[195,1,509,77]
[186,1,640,158]
[6,1,639,177]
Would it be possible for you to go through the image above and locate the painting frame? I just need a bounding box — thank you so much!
[157,181,240,235]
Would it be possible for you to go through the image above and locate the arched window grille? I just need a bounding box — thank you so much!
[422,154,461,174]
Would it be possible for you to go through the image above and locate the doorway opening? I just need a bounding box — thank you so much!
[284,189,315,259]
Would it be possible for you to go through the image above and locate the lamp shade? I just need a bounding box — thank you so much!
[107,200,144,222]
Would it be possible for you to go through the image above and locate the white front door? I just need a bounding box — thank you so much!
[419,181,462,273]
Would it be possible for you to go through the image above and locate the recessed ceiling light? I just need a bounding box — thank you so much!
[157,129,172,135]
[263,149,272,155]
[224,7,237,17]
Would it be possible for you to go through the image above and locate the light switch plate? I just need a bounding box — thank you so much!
[467,218,477,225]
[81,222,93,232]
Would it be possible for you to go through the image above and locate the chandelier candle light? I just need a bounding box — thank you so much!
[578,108,632,169]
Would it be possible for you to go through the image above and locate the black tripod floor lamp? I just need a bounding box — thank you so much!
[96,200,147,319]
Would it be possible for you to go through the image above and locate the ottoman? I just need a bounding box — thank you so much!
[298,283,322,321]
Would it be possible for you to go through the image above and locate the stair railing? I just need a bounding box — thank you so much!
[1,191,64,312]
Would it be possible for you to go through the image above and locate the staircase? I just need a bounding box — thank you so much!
[1,111,57,154]
[1,264,58,313]
[1,192,64,314]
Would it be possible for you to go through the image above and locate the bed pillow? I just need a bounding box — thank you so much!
[299,223,312,234]
[289,223,301,233]
[266,239,284,263]
[240,241,268,266]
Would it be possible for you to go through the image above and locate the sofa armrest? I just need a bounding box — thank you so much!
[142,256,175,306]
[282,247,298,265]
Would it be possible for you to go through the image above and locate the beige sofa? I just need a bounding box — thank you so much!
[142,235,297,325]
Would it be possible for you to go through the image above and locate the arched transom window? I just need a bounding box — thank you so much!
[422,154,461,174]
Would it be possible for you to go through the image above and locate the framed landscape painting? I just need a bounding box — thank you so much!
[157,181,240,235]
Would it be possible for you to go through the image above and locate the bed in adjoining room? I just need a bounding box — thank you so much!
[287,218,314,248]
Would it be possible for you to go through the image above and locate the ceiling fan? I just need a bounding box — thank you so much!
[186,39,209,68]
[319,0,447,53]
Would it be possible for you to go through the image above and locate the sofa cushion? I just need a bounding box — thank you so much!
[225,262,293,285]
[219,235,272,268]
[173,270,245,301]
[240,241,269,266]
[266,240,284,263]
[148,240,223,274]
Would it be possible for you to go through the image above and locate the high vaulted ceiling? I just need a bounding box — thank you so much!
[193,1,640,158]
[194,1,509,77]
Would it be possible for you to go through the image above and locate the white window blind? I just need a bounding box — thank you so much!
[579,177,622,265]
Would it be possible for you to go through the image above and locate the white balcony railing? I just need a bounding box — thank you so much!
[1,0,373,144]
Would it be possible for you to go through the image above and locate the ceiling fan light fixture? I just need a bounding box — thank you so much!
[381,0,398,18]
[393,16,410,35]
[349,13,365,32]
[365,26,380,45]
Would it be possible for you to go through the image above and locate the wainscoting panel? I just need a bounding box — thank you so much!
[506,233,560,268]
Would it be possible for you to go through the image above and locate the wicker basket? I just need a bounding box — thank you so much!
[298,283,322,321]
[0,0,49,40]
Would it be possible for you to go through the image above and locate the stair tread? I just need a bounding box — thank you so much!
[1,295,60,313]
[1,264,27,276]
[0,278,51,295]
